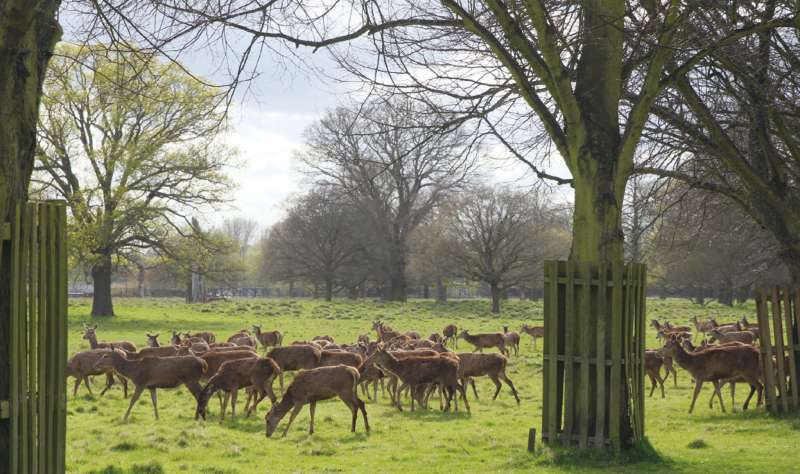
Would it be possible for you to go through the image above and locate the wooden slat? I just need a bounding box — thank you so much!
[55,203,68,474]
[795,291,800,410]
[594,263,607,447]
[561,261,575,443]
[756,290,777,411]
[578,262,591,448]
[47,205,58,473]
[637,264,646,439]
[27,204,39,474]
[609,261,623,449]
[10,204,21,474]
[771,288,789,412]
[18,204,32,474]
[542,261,556,443]
[782,288,799,410]
[37,205,48,472]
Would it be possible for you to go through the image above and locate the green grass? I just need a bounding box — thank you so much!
[65,297,800,473]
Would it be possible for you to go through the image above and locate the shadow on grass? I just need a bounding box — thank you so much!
[379,406,472,422]
[524,438,677,472]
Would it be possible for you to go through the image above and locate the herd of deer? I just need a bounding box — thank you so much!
[647,315,785,414]
[68,321,546,437]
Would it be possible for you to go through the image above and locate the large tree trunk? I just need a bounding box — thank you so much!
[490,283,502,314]
[436,277,447,303]
[137,264,146,298]
[91,254,115,316]
[324,279,333,302]
[386,235,408,301]
[570,161,626,265]
[0,17,62,465]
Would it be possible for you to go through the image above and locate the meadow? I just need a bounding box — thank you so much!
[65,297,800,474]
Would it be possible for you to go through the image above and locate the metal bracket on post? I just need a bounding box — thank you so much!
[1,222,9,241]
[0,399,9,419]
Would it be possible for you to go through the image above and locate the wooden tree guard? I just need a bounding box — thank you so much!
[2,202,68,474]
[541,261,646,449]
[755,288,800,413]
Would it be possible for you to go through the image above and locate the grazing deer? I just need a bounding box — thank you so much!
[457,330,507,356]
[67,349,128,398]
[520,324,544,350]
[195,357,281,421]
[265,365,369,437]
[83,325,137,352]
[96,348,208,420]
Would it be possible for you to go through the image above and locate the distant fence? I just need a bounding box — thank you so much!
[755,288,800,413]
[541,260,646,449]
[1,202,68,473]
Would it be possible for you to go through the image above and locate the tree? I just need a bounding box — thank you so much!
[222,216,259,260]
[446,186,546,313]
[261,188,368,301]
[34,45,235,316]
[298,99,477,301]
[639,6,800,283]
[408,213,459,303]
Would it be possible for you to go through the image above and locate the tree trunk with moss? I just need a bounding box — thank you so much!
[0,0,62,467]
[91,254,115,316]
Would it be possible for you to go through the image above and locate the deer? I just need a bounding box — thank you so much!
[442,324,458,348]
[82,325,137,352]
[95,348,208,420]
[124,345,191,360]
[198,349,259,380]
[520,324,545,350]
[663,321,692,333]
[267,344,323,394]
[457,330,507,356]
[709,319,740,333]
[690,316,714,339]
[227,330,257,348]
[317,350,364,369]
[66,349,128,398]
[188,331,216,343]
[682,339,751,410]
[313,335,335,344]
[365,348,469,412]
[456,352,520,404]
[252,325,283,352]
[195,357,281,422]
[709,328,756,345]
[146,333,160,347]
[502,325,520,356]
[659,338,762,413]
[372,321,402,343]
[644,351,666,398]
[265,365,369,437]
[739,316,759,331]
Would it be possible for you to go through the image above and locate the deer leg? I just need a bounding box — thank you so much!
[730,382,736,411]
[231,388,239,421]
[689,380,703,413]
[149,388,159,420]
[394,383,406,411]
[469,378,479,400]
[124,385,145,420]
[220,392,230,422]
[648,374,657,398]
[358,398,370,432]
[282,404,303,437]
[458,382,470,412]
[500,372,520,404]
[309,401,316,435]
[659,373,665,399]
[83,376,94,396]
[100,373,114,396]
[713,381,727,413]
[490,375,503,400]
[119,375,129,398]
[72,377,81,397]
[279,372,285,396]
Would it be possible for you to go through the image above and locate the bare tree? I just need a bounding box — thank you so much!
[445,185,546,313]
[222,216,259,260]
[298,99,478,301]
[261,188,368,301]
[34,45,234,316]
[408,209,459,303]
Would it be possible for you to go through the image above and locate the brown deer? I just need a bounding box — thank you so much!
[502,325,520,356]
[709,329,756,345]
[317,350,364,369]
[520,324,545,350]
[96,348,208,420]
[690,316,714,339]
[366,348,469,412]
[442,324,458,348]
[265,365,369,437]
[372,321,402,343]
[457,330,507,356]
[252,325,283,351]
[267,345,323,393]
[195,357,281,421]
[83,325,137,352]
[146,333,160,347]
[188,331,216,343]
[659,338,762,413]
[199,350,259,380]
[645,351,666,398]
[456,352,520,404]
[227,330,257,348]
[66,349,128,398]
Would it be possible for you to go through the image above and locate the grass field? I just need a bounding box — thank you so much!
[65,297,800,474]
